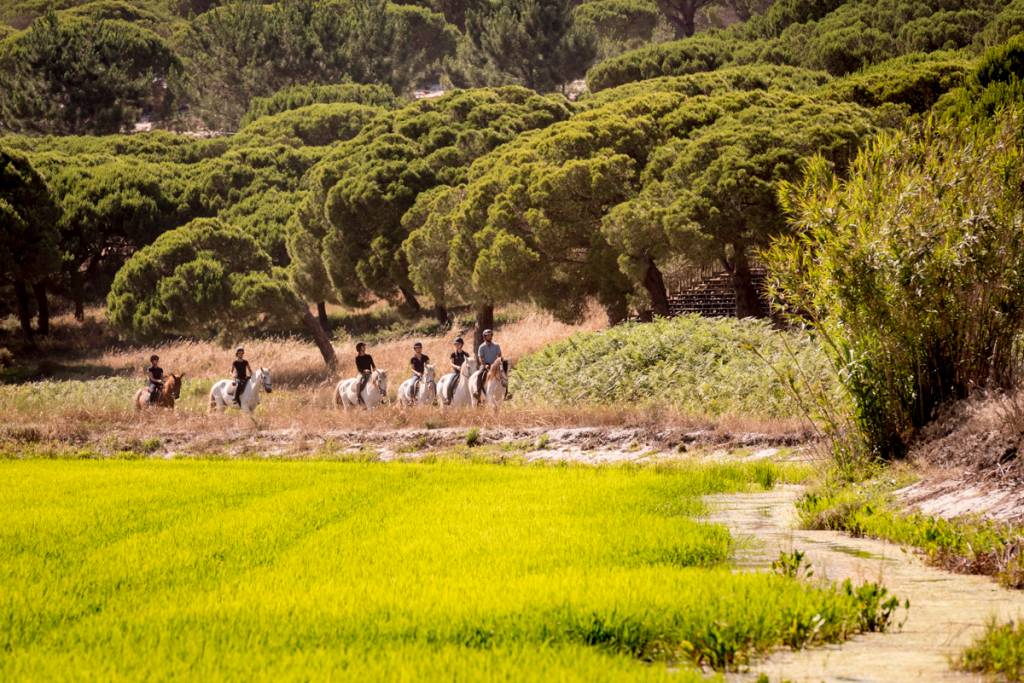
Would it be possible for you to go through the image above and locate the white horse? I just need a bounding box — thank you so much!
[438,357,478,409]
[470,360,507,409]
[335,369,389,410]
[209,368,272,414]
[398,365,437,407]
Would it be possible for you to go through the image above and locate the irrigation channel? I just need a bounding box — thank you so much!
[709,487,1024,682]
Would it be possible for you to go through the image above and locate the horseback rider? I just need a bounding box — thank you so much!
[146,354,164,403]
[231,347,252,406]
[476,329,506,396]
[409,342,429,394]
[444,337,469,404]
[355,342,376,407]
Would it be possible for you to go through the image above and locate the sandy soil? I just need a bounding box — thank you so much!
[710,487,1024,682]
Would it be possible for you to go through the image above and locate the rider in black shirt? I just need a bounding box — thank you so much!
[232,347,252,405]
[355,342,376,406]
[410,342,429,391]
[445,337,469,404]
[147,354,164,403]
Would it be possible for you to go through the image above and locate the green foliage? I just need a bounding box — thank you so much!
[573,0,659,60]
[0,11,180,133]
[798,483,1024,589]
[0,458,903,678]
[586,0,1007,91]
[766,112,1024,457]
[446,0,596,92]
[180,0,456,129]
[232,102,383,148]
[240,82,398,126]
[820,52,970,113]
[0,148,61,286]
[512,315,835,417]
[960,620,1024,681]
[107,217,298,339]
[304,86,571,308]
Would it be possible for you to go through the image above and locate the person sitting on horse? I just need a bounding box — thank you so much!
[445,337,469,404]
[476,329,505,395]
[355,342,376,406]
[146,354,164,403]
[409,342,430,392]
[231,347,252,406]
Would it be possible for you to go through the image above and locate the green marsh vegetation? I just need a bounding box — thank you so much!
[0,459,900,680]
[960,620,1024,682]
[512,315,835,418]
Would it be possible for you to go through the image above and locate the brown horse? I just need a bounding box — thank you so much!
[134,374,184,410]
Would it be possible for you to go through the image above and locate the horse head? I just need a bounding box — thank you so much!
[374,369,388,396]
[424,365,436,381]
[488,360,506,382]
[170,374,184,399]
[260,368,272,393]
[463,357,479,377]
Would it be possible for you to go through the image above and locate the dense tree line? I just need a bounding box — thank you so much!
[4,0,1024,371]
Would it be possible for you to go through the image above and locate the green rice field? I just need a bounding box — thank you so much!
[1,459,882,680]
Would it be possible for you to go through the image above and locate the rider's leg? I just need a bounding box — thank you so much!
[447,373,459,403]
[357,372,369,407]
[235,378,248,405]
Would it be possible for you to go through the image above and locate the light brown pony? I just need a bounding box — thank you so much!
[134,374,183,410]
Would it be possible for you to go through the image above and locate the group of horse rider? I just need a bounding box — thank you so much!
[145,331,505,407]
[353,329,505,407]
[147,347,252,405]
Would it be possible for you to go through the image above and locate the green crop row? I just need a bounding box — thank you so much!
[1,459,893,680]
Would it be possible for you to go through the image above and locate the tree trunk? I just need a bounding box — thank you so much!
[301,308,337,372]
[70,269,85,321]
[473,303,494,352]
[13,280,34,345]
[642,258,671,318]
[398,284,421,311]
[33,282,50,335]
[434,303,449,327]
[316,301,331,334]
[731,248,762,318]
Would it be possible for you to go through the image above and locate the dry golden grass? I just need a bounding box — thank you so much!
[81,304,609,386]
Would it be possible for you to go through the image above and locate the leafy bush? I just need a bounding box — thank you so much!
[766,112,1024,457]
[240,82,399,127]
[511,315,834,417]
[960,620,1024,681]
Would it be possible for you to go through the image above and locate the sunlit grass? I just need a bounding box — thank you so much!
[1,460,875,680]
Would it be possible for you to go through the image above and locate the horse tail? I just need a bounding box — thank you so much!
[333,384,343,408]
[208,387,218,412]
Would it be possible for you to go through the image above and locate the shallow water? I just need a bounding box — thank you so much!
[707,486,1024,682]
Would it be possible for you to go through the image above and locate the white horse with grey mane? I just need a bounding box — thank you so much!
[398,365,437,407]
[438,357,478,409]
[209,368,272,414]
[335,369,389,410]
[470,361,507,410]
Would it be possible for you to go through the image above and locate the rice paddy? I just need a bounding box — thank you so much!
[0,459,889,681]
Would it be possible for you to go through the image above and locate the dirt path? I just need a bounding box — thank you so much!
[707,487,1024,682]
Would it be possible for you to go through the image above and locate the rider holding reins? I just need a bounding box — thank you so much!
[476,329,506,396]
[146,354,164,403]
[232,347,252,406]
[355,342,376,406]
[409,342,430,392]
[444,337,469,404]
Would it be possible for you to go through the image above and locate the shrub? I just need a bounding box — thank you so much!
[960,620,1024,681]
[766,111,1024,458]
[512,315,835,417]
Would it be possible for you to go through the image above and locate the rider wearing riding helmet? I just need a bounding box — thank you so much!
[147,354,164,403]
[355,342,376,406]
[409,342,430,390]
[232,347,252,405]
[476,329,506,396]
[445,337,469,404]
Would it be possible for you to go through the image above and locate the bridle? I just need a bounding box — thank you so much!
[260,369,272,393]
[372,370,386,396]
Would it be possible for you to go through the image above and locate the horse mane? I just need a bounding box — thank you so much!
[487,361,504,381]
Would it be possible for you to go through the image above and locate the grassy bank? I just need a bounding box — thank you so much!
[511,315,834,418]
[960,620,1024,682]
[1,459,894,680]
[798,481,1024,589]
